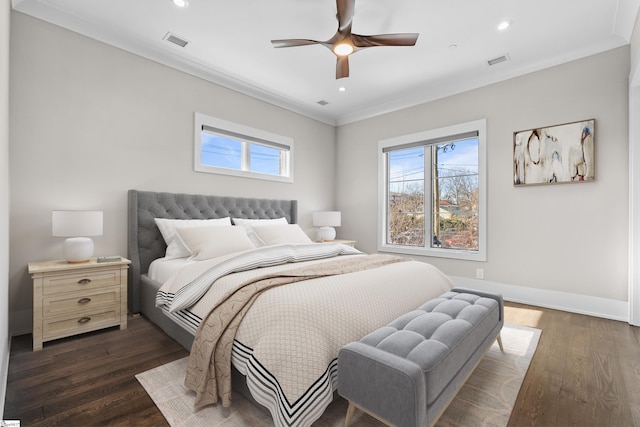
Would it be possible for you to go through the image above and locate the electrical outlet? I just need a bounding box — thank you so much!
[476,268,484,279]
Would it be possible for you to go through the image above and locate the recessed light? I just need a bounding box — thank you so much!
[338,86,347,92]
[173,0,188,7]
[497,20,512,31]
[448,44,458,49]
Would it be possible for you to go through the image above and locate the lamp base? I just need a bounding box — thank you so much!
[63,237,94,263]
[318,226,336,242]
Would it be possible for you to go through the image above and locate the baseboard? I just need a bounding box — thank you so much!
[451,276,629,323]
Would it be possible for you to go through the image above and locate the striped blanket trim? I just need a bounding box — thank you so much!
[156,244,361,312]
[234,341,338,427]
[160,309,338,426]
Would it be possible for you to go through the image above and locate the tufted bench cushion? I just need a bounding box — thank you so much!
[337,287,504,427]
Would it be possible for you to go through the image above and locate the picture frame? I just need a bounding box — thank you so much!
[513,119,595,186]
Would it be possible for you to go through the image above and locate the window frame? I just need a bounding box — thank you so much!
[194,112,294,183]
[377,119,487,261]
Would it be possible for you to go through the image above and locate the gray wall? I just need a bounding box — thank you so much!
[337,46,630,308]
[1,0,11,417]
[8,12,337,334]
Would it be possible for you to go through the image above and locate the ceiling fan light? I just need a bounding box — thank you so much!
[333,43,354,56]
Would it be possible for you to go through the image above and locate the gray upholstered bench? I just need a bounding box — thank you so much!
[337,287,504,427]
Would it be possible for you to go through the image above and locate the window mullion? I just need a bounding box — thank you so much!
[279,150,287,177]
[241,141,250,171]
[385,152,391,245]
[426,145,434,249]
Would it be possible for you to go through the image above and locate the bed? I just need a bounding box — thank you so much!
[127,189,454,426]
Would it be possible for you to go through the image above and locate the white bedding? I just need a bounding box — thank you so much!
[148,257,195,283]
[154,244,454,427]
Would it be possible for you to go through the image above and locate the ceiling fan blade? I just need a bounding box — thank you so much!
[352,33,419,48]
[271,39,321,48]
[336,55,349,79]
[336,0,355,32]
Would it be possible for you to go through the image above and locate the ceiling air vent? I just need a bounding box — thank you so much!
[487,54,509,66]
[317,100,329,106]
[164,32,189,48]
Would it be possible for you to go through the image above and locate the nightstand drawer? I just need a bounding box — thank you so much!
[42,306,121,341]
[43,287,121,317]
[42,269,121,295]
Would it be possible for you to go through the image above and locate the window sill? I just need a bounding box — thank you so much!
[378,243,486,262]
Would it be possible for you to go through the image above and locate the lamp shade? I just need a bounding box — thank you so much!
[52,211,103,263]
[313,211,341,242]
[312,211,341,227]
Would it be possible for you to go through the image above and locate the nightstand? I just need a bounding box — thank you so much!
[327,239,357,247]
[28,257,131,351]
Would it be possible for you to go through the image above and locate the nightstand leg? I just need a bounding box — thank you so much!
[33,276,43,351]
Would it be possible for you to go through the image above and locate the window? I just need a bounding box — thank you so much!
[378,119,486,261]
[194,113,293,182]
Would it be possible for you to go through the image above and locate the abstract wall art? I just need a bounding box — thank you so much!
[513,119,595,186]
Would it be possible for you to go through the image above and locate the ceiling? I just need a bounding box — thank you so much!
[12,0,640,126]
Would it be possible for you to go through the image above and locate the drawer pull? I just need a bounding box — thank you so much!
[77,298,92,304]
[77,278,91,285]
[77,317,91,324]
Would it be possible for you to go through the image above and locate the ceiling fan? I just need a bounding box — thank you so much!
[271,0,419,79]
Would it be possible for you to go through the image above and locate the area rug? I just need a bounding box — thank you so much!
[136,323,541,427]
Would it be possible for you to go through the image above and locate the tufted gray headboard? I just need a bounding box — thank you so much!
[127,189,298,313]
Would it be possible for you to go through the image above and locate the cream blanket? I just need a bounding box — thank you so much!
[184,253,408,409]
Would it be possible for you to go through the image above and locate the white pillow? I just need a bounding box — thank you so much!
[154,217,232,259]
[232,217,288,247]
[251,223,313,246]
[177,226,255,261]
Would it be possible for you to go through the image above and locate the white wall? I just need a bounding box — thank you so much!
[1,0,10,418]
[337,47,630,320]
[8,12,338,334]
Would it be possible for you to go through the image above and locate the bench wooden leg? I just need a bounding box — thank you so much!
[344,401,394,427]
[496,333,504,352]
[344,401,357,427]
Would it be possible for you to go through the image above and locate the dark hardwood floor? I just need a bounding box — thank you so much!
[4,315,188,426]
[4,303,640,426]
[505,303,640,426]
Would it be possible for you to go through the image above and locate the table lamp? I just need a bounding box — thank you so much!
[313,211,341,241]
[52,210,103,263]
